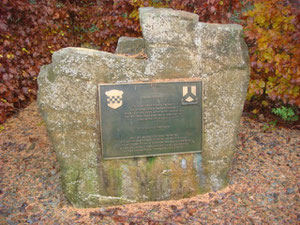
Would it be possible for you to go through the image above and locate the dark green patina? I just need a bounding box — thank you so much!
[98,81,202,159]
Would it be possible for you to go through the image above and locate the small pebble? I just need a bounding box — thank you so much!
[18,144,27,151]
[219,193,226,199]
[18,202,28,212]
[267,196,274,203]
[286,188,295,195]
[272,193,279,202]
[231,195,238,203]
[6,220,18,225]
[28,143,36,150]
[214,199,223,204]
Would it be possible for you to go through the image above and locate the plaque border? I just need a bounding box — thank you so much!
[97,80,204,160]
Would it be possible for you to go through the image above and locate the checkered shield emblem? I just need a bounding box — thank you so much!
[105,89,124,109]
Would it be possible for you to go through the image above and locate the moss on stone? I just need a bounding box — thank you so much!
[146,156,156,168]
[60,167,80,204]
[46,65,57,82]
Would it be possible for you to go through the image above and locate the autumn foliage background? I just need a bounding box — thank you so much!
[0,0,299,124]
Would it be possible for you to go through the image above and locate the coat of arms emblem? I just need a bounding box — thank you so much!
[182,85,197,105]
[105,89,124,109]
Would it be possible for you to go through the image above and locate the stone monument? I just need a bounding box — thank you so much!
[38,7,249,207]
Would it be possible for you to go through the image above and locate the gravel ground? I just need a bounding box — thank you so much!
[0,102,299,224]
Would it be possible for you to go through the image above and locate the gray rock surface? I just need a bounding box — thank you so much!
[115,37,145,55]
[38,7,249,207]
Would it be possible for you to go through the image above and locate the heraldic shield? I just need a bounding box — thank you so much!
[182,85,197,105]
[105,89,124,109]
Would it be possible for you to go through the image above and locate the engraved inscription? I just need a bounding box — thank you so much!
[120,134,193,153]
[98,81,202,159]
[123,103,183,121]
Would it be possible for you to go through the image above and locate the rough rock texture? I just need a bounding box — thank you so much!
[139,7,199,78]
[115,37,145,55]
[38,7,249,207]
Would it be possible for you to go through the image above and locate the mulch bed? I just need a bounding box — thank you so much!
[0,102,299,224]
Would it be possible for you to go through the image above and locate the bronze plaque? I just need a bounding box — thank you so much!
[98,81,202,159]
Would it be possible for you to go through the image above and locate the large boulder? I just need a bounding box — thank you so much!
[38,7,249,207]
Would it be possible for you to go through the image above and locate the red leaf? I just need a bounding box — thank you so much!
[8,67,17,75]
[3,40,10,47]
[53,12,60,19]
[0,84,7,94]
[18,94,25,101]
[0,21,8,32]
